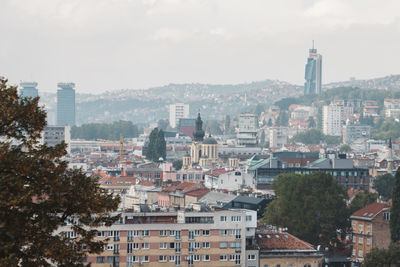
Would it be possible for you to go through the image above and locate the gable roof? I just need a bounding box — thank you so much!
[257,230,316,251]
[185,188,210,197]
[351,202,390,220]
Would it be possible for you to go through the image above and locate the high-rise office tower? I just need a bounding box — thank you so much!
[57,82,76,126]
[304,41,322,95]
[20,81,39,98]
[169,103,189,128]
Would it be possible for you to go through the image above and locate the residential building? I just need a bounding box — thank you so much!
[269,127,288,148]
[237,113,258,147]
[42,125,71,154]
[322,103,353,136]
[223,196,272,218]
[384,99,400,118]
[170,103,189,128]
[350,202,391,264]
[257,230,324,267]
[204,169,254,192]
[342,124,371,144]
[57,82,76,126]
[19,81,38,98]
[61,209,257,267]
[304,42,322,95]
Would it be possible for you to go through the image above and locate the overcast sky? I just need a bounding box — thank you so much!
[1,0,399,94]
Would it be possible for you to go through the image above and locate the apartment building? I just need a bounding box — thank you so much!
[170,103,190,129]
[61,209,257,267]
[350,202,391,264]
[322,103,353,136]
[41,125,71,154]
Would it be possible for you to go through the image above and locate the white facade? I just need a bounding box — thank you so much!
[42,125,71,154]
[204,170,254,192]
[237,113,258,147]
[269,127,288,148]
[169,103,189,128]
[322,104,353,136]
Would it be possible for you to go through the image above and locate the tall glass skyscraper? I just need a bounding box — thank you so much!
[304,42,322,95]
[20,81,39,98]
[57,83,76,126]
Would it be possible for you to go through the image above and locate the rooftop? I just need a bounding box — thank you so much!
[257,230,316,251]
[351,202,390,220]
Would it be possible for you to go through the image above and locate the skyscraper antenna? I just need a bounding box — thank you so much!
[312,40,314,49]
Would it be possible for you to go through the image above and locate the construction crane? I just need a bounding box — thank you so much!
[119,133,124,166]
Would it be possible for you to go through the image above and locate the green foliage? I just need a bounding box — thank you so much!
[339,144,352,153]
[224,115,232,134]
[372,118,400,140]
[71,120,140,140]
[291,128,341,145]
[276,111,289,126]
[374,174,395,200]
[253,103,265,117]
[0,78,120,266]
[274,97,299,110]
[349,191,378,215]
[259,131,266,147]
[172,160,183,170]
[262,172,349,247]
[364,241,400,267]
[306,116,316,128]
[145,128,166,162]
[391,168,400,243]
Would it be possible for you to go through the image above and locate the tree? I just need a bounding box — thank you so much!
[224,115,231,134]
[262,172,349,247]
[391,168,400,243]
[0,78,120,266]
[173,160,183,170]
[71,120,140,140]
[339,144,352,153]
[291,128,324,145]
[306,116,316,128]
[259,131,266,148]
[204,120,223,135]
[364,241,400,266]
[374,173,395,200]
[145,128,166,162]
[349,191,378,215]
[276,111,289,126]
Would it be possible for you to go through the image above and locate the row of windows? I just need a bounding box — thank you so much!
[220,215,242,222]
[176,174,202,181]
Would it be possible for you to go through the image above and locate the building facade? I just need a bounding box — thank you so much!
[57,82,76,126]
[19,81,39,98]
[304,43,322,95]
[322,103,353,136]
[342,124,371,144]
[170,103,190,129]
[237,113,258,147]
[42,125,71,154]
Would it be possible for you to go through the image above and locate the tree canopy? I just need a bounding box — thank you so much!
[391,168,400,243]
[349,191,378,215]
[145,128,166,162]
[291,128,341,145]
[0,78,120,266]
[374,173,395,200]
[71,120,140,140]
[364,241,400,266]
[262,172,349,247]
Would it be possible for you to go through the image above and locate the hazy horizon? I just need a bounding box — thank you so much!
[2,0,400,94]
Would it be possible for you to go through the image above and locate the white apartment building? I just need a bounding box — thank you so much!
[41,125,71,153]
[169,103,189,128]
[322,104,353,136]
[269,126,288,148]
[237,113,258,147]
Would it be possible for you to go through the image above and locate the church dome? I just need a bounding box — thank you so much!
[203,137,217,144]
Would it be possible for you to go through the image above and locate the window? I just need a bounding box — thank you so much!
[220,229,228,236]
[194,230,200,236]
[127,243,139,253]
[196,174,201,180]
[220,254,227,261]
[141,255,149,262]
[367,238,371,245]
[248,254,256,260]
[352,248,356,256]
[359,224,364,233]
[160,242,167,249]
[160,230,167,236]
[230,242,241,249]
[169,255,175,262]
[352,235,356,243]
[202,242,210,249]
[202,230,210,236]
[202,255,210,261]
[246,215,252,221]
[367,224,371,233]
[142,243,149,249]
[231,229,241,239]
[107,244,114,250]
[64,231,76,239]
[220,242,228,248]
[107,256,119,264]
[176,174,180,180]
[220,216,227,222]
[193,255,200,261]
[359,237,363,244]
[231,216,241,222]
[96,256,105,263]
[159,255,167,262]
[358,249,363,257]
[194,242,200,249]
[97,231,105,237]
[127,256,138,266]
[170,230,176,236]
[384,212,390,221]
[142,230,149,236]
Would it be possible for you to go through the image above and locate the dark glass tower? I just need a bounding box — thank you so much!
[57,83,76,126]
[193,112,205,142]
[304,41,322,95]
[20,82,39,98]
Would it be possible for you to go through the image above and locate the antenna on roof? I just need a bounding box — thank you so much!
[312,40,315,49]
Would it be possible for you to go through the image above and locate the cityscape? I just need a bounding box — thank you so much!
[1,1,400,267]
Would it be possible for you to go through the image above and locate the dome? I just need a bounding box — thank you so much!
[203,137,217,144]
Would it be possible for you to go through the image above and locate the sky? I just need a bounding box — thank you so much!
[1,0,400,94]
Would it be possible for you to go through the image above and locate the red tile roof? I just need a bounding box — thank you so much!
[185,189,210,197]
[138,180,153,186]
[99,176,136,186]
[257,231,315,250]
[204,168,231,177]
[351,202,390,219]
[176,182,198,191]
